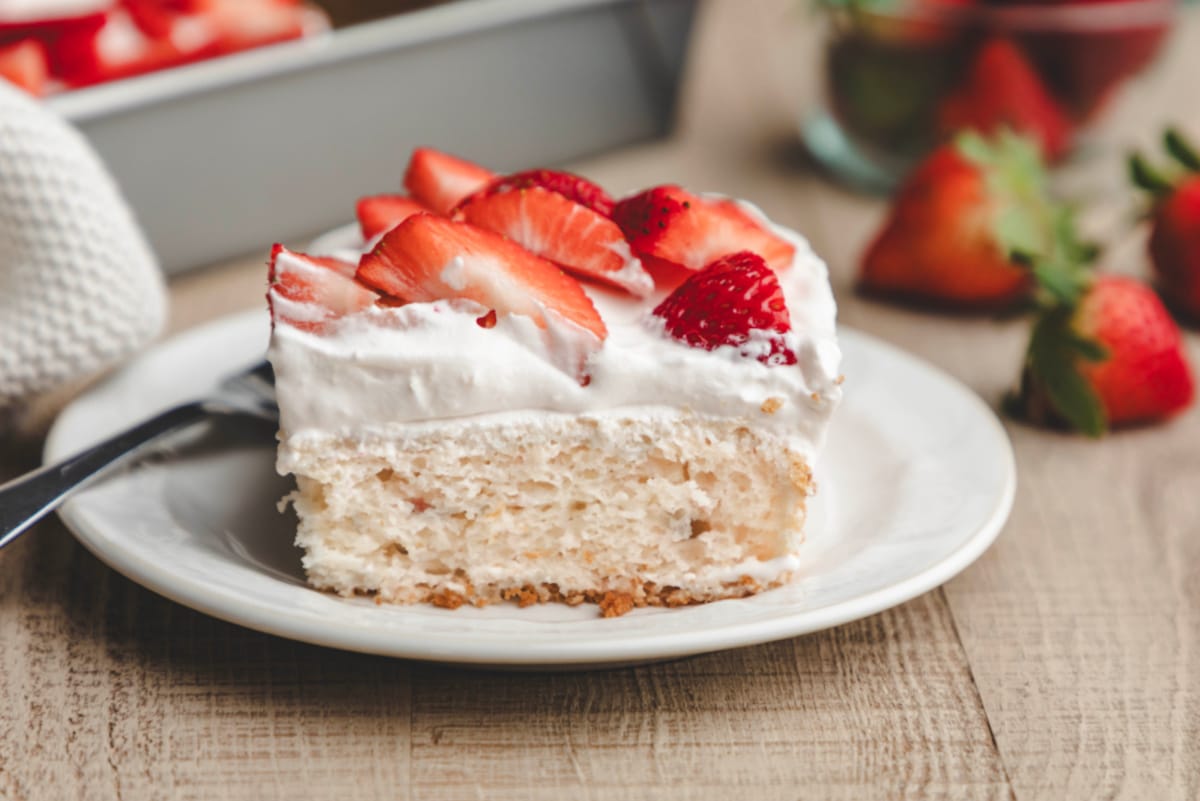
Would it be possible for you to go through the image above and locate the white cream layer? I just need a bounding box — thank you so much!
[270,201,842,462]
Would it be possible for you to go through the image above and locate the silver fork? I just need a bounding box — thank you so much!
[0,361,278,549]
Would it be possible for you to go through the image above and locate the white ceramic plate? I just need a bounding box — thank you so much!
[45,311,1015,668]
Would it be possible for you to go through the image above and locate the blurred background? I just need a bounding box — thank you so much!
[0,0,1194,275]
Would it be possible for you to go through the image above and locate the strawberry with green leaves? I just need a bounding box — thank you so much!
[1007,215,1194,435]
[860,130,1051,309]
[1130,128,1200,322]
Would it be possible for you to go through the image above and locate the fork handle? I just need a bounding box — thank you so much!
[0,401,208,549]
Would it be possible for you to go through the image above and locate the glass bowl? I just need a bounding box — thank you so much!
[803,0,1177,190]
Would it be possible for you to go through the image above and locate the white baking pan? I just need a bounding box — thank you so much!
[47,0,697,272]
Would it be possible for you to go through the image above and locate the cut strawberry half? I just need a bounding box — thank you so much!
[355,194,431,240]
[403,148,495,216]
[356,214,607,342]
[268,244,376,333]
[614,186,796,276]
[652,251,796,366]
[456,185,653,297]
[454,169,615,217]
[0,39,48,96]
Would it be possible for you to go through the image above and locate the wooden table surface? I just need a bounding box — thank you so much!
[3,2,1198,799]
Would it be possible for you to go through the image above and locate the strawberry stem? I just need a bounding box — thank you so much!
[1164,128,1200,173]
[1008,207,1109,436]
[1026,309,1108,437]
[1129,153,1174,197]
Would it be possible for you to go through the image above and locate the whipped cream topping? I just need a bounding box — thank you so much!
[270,200,842,461]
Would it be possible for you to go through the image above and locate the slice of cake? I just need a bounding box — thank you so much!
[267,150,842,616]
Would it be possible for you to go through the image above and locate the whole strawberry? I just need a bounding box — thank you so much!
[1010,248,1194,435]
[936,38,1073,162]
[859,130,1051,309]
[1130,128,1200,321]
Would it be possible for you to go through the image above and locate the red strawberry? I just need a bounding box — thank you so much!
[1012,274,1194,434]
[859,131,1047,309]
[936,38,1072,162]
[403,148,495,216]
[356,214,607,342]
[456,185,653,297]
[454,169,615,217]
[356,194,430,240]
[0,39,47,95]
[652,251,795,366]
[268,244,377,333]
[613,186,796,278]
[1078,276,1194,426]
[50,8,215,87]
[120,0,183,38]
[0,10,106,39]
[1130,129,1200,321]
[205,0,323,56]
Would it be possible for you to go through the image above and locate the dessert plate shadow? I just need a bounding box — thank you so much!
[45,310,1015,669]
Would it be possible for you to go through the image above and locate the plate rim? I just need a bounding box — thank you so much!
[46,309,1016,666]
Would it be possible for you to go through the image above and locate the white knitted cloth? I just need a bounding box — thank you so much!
[0,81,165,433]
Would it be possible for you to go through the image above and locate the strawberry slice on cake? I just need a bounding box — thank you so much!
[355,194,430,240]
[357,213,607,342]
[653,251,798,366]
[614,186,797,281]
[403,148,495,215]
[456,177,653,297]
[268,245,376,333]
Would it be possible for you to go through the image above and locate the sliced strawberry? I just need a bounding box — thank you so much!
[355,194,431,240]
[456,186,653,297]
[640,253,696,293]
[0,39,47,96]
[356,214,606,342]
[268,244,376,333]
[454,169,615,217]
[121,0,180,38]
[206,0,323,56]
[50,8,216,87]
[652,251,795,366]
[613,186,796,276]
[0,11,107,40]
[403,148,495,216]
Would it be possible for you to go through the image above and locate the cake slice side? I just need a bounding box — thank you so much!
[282,414,813,617]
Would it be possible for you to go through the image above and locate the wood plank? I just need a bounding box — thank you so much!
[0,522,414,801]
[408,593,1007,801]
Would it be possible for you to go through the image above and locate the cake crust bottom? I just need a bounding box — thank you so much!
[329,571,795,618]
